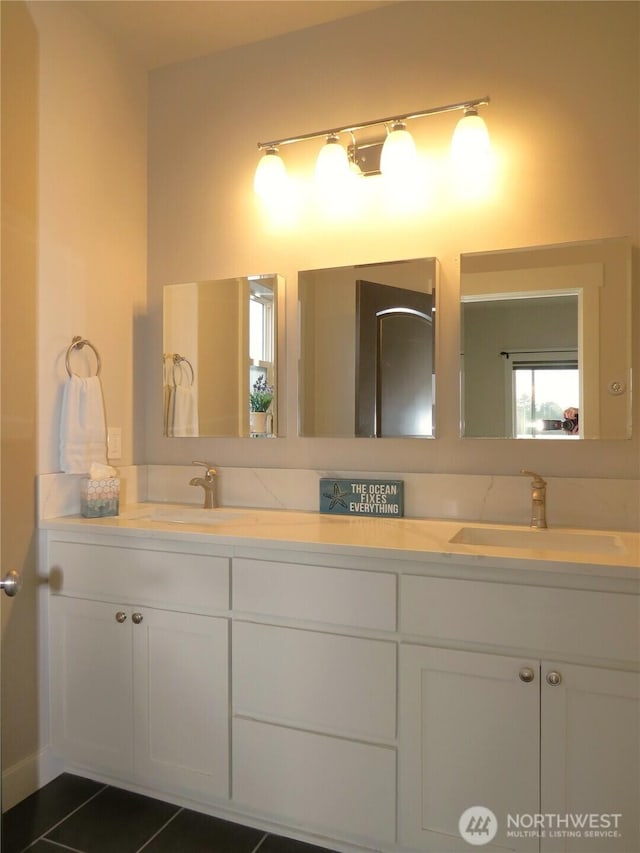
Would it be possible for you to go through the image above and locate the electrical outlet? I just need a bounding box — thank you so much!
[107,427,122,460]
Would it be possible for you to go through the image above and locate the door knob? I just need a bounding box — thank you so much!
[115,611,127,623]
[132,612,143,624]
[0,569,22,597]
[546,671,562,686]
[518,666,535,683]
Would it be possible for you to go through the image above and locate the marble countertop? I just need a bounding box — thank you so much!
[40,503,640,580]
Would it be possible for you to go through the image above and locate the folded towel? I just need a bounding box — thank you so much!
[171,384,198,437]
[60,375,108,473]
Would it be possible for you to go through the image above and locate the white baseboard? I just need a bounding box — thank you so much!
[2,746,64,812]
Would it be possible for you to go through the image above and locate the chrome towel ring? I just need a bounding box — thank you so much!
[65,336,101,377]
[164,353,194,386]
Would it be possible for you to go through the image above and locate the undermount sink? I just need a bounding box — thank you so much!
[149,507,248,525]
[449,526,626,555]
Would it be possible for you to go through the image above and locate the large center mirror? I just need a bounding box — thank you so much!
[163,273,283,437]
[299,257,437,437]
[460,238,631,439]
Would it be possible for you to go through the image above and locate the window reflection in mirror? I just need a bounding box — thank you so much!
[511,346,580,438]
[460,238,631,439]
[299,258,437,437]
[163,274,282,438]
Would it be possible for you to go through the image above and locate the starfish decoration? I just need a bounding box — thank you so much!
[322,482,351,510]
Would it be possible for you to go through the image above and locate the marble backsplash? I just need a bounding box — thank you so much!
[38,465,640,531]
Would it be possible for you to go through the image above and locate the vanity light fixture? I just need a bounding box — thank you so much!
[253,146,287,199]
[315,133,351,186]
[254,95,491,194]
[450,105,491,165]
[379,120,418,181]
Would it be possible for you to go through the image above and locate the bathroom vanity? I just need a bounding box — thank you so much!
[42,507,639,853]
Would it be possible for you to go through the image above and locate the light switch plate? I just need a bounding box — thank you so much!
[107,427,122,460]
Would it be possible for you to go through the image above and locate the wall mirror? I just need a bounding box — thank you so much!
[460,238,631,439]
[299,257,437,437]
[163,274,284,438]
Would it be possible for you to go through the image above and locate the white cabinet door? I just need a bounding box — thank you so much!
[51,596,229,800]
[399,645,540,853]
[50,597,133,775]
[541,662,640,853]
[133,608,229,799]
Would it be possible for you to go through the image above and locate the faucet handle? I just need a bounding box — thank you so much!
[192,460,217,479]
[520,469,546,487]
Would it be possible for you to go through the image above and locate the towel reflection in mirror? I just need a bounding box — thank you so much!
[164,353,198,437]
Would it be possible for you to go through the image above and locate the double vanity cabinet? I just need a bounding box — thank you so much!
[42,509,640,853]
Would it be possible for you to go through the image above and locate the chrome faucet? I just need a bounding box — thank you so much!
[520,469,547,529]
[190,461,218,508]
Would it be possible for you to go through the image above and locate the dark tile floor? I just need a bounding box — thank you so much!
[2,773,339,853]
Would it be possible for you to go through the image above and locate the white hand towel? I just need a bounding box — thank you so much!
[171,385,198,437]
[60,375,108,473]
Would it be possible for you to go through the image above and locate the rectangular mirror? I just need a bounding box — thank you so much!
[299,258,437,437]
[163,274,283,437]
[460,238,631,439]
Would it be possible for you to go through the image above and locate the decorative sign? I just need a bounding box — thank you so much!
[319,478,404,517]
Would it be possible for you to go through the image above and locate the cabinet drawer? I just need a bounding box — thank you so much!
[233,622,396,739]
[50,541,229,614]
[232,558,396,630]
[401,574,639,662]
[233,718,396,845]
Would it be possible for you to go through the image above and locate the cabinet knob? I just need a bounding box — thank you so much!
[132,612,143,624]
[546,670,562,686]
[518,666,535,683]
[115,611,127,623]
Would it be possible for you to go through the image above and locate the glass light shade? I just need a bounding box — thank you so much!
[451,112,491,163]
[254,148,287,199]
[315,136,351,185]
[380,123,417,182]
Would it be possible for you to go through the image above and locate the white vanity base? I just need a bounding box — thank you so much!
[40,510,639,853]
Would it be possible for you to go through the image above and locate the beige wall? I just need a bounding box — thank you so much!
[34,0,147,473]
[146,1,640,478]
[197,279,245,435]
[1,0,146,792]
[299,267,357,436]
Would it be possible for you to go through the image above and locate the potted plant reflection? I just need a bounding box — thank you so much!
[249,375,273,436]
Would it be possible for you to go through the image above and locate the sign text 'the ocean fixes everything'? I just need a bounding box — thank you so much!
[319,479,404,517]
